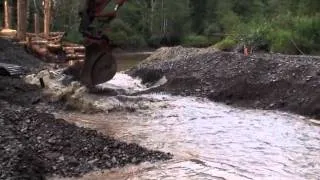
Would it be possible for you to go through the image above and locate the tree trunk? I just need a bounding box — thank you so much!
[17,0,28,40]
[34,13,40,34]
[4,0,11,29]
[44,0,52,38]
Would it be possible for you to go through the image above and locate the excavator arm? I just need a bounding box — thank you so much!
[78,0,127,87]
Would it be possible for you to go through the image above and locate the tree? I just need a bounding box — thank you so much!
[43,0,52,37]
[3,0,12,29]
[190,0,207,34]
[17,0,28,40]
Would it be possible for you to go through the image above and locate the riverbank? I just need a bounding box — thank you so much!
[0,38,172,179]
[128,46,320,119]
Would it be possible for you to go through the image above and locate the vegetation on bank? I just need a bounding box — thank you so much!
[0,0,319,54]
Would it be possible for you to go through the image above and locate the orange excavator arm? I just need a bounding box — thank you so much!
[77,0,127,87]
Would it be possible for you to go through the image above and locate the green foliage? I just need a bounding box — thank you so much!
[214,37,238,50]
[182,34,211,47]
[292,16,320,54]
[148,35,162,48]
[235,22,271,51]
[229,14,320,54]
[127,35,147,48]
[190,0,207,34]
[63,28,83,44]
[268,30,296,54]
[9,0,316,53]
[108,19,146,48]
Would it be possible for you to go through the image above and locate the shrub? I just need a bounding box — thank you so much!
[292,16,320,54]
[235,22,271,52]
[147,35,162,48]
[182,34,211,47]
[268,29,297,54]
[213,37,238,51]
[127,35,147,48]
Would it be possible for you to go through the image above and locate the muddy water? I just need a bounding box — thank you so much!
[115,52,152,72]
[54,80,320,180]
[51,54,320,180]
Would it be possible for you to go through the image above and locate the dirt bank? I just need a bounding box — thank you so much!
[0,38,172,179]
[128,46,320,119]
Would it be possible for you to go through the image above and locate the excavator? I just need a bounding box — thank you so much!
[0,0,127,86]
[76,0,127,87]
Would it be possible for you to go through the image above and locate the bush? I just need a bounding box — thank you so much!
[292,16,320,54]
[235,22,271,52]
[127,35,147,48]
[230,15,320,55]
[204,23,223,36]
[213,37,238,51]
[268,30,297,54]
[182,34,211,47]
[147,34,182,48]
[148,35,162,48]
[108,31,129,46]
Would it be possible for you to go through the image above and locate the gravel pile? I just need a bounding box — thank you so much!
[0,38,44,72]
[128,47,320,119]
[0,107,172,179]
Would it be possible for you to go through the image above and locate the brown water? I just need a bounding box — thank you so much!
[115,52,152,72]
[55,93,320,180]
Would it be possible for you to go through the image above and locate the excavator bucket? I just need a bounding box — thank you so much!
[80,43,117,87]
[75,0,128,87]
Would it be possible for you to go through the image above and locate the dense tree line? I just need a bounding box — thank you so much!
[1,0,319,54]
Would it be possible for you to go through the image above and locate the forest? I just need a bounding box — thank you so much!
[0,0,319,55]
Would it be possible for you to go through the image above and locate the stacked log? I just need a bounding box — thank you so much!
[24,32,86,64]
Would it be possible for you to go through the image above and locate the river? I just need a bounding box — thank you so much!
[51,53,320,180]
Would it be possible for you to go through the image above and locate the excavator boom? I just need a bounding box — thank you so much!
[78,0,127,87]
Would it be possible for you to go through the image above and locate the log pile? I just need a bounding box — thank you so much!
[24,32,85,64]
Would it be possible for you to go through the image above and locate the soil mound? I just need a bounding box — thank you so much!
[128,47,320,119]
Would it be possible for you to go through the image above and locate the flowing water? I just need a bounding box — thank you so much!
[53,70,320,180]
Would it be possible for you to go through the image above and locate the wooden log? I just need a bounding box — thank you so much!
[63,46,85,52]
[30,40,49,45]
[26,43,67,63]
[67,54,85,60]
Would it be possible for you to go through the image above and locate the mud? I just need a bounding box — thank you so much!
[128,46,320,119]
